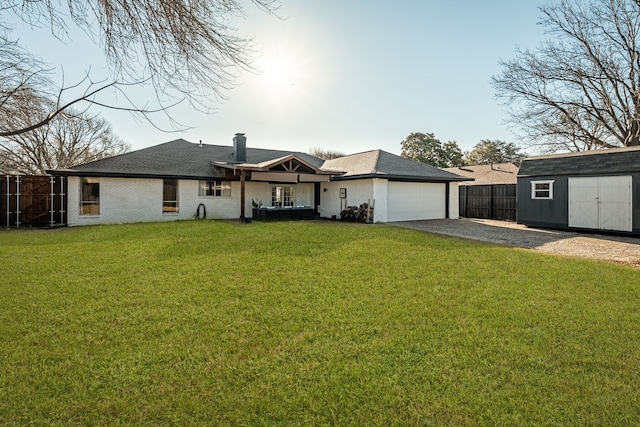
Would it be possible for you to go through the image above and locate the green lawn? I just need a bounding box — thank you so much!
[1,220,639,426]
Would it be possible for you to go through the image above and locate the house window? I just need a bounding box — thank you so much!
[80,177,100,215]
[272,185,295,207]
[531,180,554,199]
[163,179,179,213]
[199,180,231,197]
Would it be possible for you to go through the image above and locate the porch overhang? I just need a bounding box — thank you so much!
[251,172,331,183]
[214,153,333,222]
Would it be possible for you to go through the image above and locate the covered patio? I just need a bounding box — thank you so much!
[214,153,335,222]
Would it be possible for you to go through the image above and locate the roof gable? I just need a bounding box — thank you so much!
[242,154,329,174]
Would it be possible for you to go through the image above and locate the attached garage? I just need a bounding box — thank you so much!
[517,147,640,236]
[320,150,470,222]
[387,181,446,222]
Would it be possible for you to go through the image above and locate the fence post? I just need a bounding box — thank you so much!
[60,177,66,226]
[15,175,21,228]
[490,185,494,220]
[49,176,55,228]
[4,176,9,228]
[464,185,469,218]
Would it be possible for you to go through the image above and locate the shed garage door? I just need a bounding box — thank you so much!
[569,176,632,232]
[387,182,445,222]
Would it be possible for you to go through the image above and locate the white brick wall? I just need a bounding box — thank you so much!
[66,176,316,226]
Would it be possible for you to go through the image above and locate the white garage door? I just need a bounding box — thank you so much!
[387,182,446,222]
[569,176,632,232]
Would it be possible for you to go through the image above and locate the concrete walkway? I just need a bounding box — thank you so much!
[390,218,640,266]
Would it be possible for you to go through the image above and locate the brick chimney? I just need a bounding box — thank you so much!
[233,133,247,163]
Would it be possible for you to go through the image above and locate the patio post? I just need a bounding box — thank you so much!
[240,169,246,222]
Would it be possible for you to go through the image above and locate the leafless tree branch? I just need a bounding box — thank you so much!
[1,0,280,137]
[493,0,640,152]
[0,100,130,174]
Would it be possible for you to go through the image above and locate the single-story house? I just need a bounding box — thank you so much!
[321,149,471,221]
[49,134,470,226]
[517,146,640,235]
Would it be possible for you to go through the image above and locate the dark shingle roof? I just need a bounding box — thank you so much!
[322,150,470,182]
[50,139,325,179]
[49,139,469,182]
[518,146,640,177]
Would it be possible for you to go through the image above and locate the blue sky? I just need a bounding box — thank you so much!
[10,1,559,155]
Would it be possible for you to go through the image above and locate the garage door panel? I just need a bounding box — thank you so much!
[598,176,632,232]
[387,182,445,222]
[569,178,599,229]
[569,176,632,232]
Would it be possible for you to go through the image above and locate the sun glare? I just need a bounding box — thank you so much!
[247,40,324,116]
[263,56,297,89]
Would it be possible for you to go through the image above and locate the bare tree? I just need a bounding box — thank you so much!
[0,96,129,174]
[492,0,640,152]
[1,0,279,137]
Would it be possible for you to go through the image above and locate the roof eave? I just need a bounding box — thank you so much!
[46,170,226,180]
[330,173,472,182]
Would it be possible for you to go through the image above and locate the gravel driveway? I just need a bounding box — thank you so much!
[391,218,640,266]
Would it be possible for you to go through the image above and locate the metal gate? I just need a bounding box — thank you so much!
[1,175,67,228]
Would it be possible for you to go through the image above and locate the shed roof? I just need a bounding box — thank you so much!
[322,150,471,182]
[518,146,640,177]
[444,163,518,185]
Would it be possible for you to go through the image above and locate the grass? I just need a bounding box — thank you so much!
[0,220,639,426]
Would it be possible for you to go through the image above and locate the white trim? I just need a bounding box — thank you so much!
[531,180,554,200]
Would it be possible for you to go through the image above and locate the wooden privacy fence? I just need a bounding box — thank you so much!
[1,176,67,228]
[459,184,516,221]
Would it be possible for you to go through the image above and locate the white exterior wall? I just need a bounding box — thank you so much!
[372,179,389,222]
[66,176,316,226]
[319,178,457,223]
[319,179,374,220]
[448,182,460,220]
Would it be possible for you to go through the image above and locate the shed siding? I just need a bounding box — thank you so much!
[633,173,640,234]
[518,173,640,235]
[517,176,569,229]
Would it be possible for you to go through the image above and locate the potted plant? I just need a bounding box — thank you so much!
[251,199,263,220]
